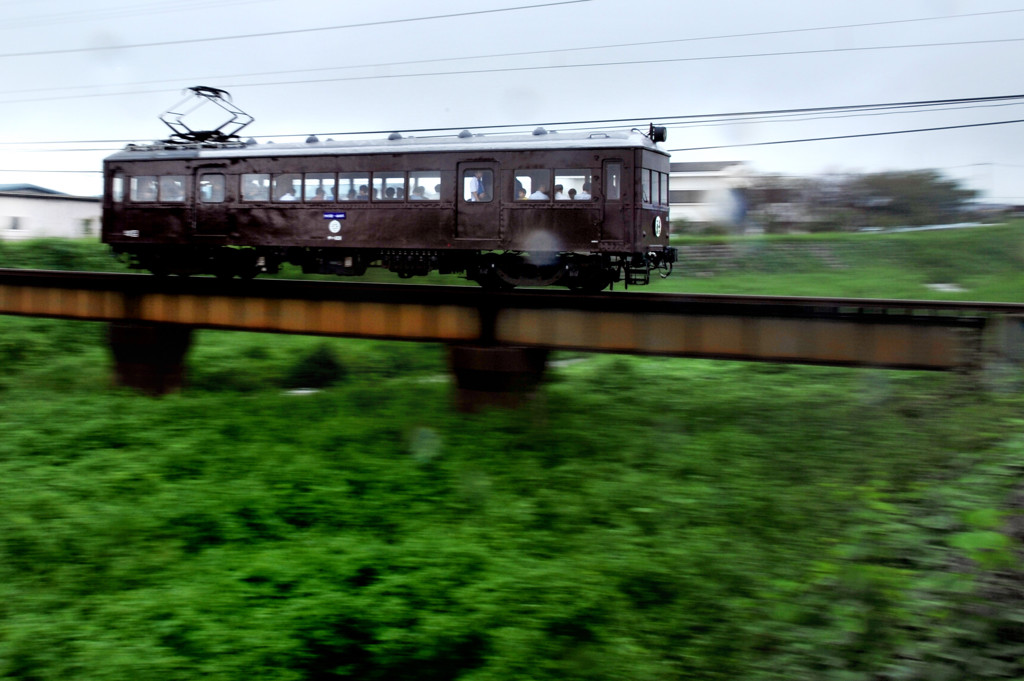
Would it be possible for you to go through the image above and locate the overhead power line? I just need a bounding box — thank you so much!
[660,100,1024,132]
[6,118,1024,177]
[666,118,1024,152]
[307,94,1024,140]
[1,35,1021,107]
[2,6,1021,98]
[219,37,1024,90]
[4,94,1024,147]
[7,115,1024,179]
[0,0,276,30]
[0,0,592,59]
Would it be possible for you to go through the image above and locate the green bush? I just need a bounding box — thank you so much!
[0,238,128,272]
[1,226,1023,680]
[281,342,347,389]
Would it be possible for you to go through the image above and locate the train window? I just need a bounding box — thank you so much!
[160,175,186,202]
[516,170,551,200]
[130,176,158,202]
[555,169,593,201]
[273,174,300,202]
[462,169,492,203]
[304,173,336,202]
[410,171,441,200]
[660,172,670,206]
[374,172,406,201]
[604,162,621,201]
[642,169,652,204]
[199,174,225,203]
[338,173,370,201]
[242,174,270,201]
[111,175,124,203]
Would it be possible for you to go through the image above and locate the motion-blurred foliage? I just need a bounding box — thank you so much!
[1,226,1023,679]
[0,238,130,272]
[657,222,1024,300]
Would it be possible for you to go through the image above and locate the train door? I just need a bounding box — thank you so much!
[455,162,500,241]
[192,166,231,236]
[601,159,627,243]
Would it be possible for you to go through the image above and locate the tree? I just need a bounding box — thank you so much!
[845,170,978,227]
[746,169,979,232]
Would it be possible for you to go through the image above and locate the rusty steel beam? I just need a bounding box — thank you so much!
[0,268,1014,370]
[493,308,978,369]
[0,270,481,342]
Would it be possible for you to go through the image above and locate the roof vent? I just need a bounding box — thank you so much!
[388,132,403,140]
[458,130,473,138]
[532,127,548,136]
[306,135,319,143]
[245,137,257,146]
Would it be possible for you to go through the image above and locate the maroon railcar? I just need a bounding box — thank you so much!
[102,126,675,290]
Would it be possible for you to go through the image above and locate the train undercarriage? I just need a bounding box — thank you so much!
[114,245,676,291]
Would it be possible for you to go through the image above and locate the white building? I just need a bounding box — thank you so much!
[669,161,749,227]
[0,184,101,240]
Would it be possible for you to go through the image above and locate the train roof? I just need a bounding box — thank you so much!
[104,127,668,162]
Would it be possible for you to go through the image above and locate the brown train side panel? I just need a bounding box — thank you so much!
[104,145,670,256]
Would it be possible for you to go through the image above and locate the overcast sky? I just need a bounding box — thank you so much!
[2,0,1023,201]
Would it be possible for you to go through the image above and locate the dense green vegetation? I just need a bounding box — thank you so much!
[655,223,1024,300]
[3,222,1022,300]
[1,226,1023,679]
[0,238,132,273]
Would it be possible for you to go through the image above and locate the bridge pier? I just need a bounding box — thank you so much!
[108,322,193,395]
[447,345,549,412]
[994,314,1024,363]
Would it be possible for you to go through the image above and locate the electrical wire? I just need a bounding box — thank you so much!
[6,120,1024,185]
[2,6,1020,98]
[6,116,1024,176]
[4,94,1024,146]
[1,35,1020,107]
[0,0,277,30]
[666,118,1024,152]
[0,0,592,59]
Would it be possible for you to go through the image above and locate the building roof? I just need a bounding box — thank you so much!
[0,184,99,203]
[670,161,745,173]
[0,183,70,196]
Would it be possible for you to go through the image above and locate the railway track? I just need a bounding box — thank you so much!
[1,267,1022,318]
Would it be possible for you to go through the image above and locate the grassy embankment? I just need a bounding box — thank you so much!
[651,222,1024,301]
[0,225,1022,680]
[4,222,1021,300]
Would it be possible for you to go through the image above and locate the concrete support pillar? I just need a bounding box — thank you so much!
[994,314,1024,364]
[447,345,549,411]
[108,322,193,395]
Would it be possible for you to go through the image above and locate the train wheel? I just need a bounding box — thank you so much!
[471,258,516,290]
[566,264,612,293]
[477,269,516,291]
[494,260,564,289]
